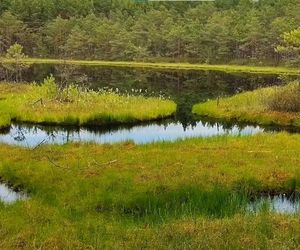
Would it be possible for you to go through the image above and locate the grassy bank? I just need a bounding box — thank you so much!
[0,81,176,127]
[193,83,300,127]
[0,134,300,248]
[1,57,299,75]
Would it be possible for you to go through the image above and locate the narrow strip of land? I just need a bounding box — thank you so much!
[1,58,299,75]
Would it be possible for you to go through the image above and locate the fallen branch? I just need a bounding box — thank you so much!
[32,139,46,150]
[46,156,71,171]
[92,159,118,167]
[31,98,43,106]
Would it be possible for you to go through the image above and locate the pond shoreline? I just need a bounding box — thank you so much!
[1,57,298,75]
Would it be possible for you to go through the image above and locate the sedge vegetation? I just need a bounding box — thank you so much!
[0,134,300,248]
[193,81,300,127]
[0,78,176,127]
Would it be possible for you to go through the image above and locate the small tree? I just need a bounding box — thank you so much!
[276,27,300,67]
[3,43,29,82]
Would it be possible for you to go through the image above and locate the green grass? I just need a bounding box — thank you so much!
[0,113,10,129]
[0,82,176,127]
[0,134,300,248]
[1,57,299,75]
[193,82,300,127]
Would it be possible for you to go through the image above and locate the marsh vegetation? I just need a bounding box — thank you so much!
[0,0,300,249]
[0,77,176,127]
[193,81,300,127]
[1,134,300,248]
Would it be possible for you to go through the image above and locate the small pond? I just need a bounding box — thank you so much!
[249,195,300,215]
[0,183,27,204]
[0,64,298,146]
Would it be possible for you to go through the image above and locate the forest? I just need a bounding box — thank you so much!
[0,0,299,65]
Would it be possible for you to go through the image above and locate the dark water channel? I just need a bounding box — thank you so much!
[0,64,298,147]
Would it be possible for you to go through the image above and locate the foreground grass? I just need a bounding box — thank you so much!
[0,134,300,248]
[193,83,300,127]
[1,57,299,75]
[0,82,176,127]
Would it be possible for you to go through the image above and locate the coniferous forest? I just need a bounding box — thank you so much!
[0,0,299,65]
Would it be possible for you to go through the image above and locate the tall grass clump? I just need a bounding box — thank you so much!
[96,185,248,222]
[266,82,300,112]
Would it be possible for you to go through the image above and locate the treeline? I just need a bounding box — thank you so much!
[0,0,299,65]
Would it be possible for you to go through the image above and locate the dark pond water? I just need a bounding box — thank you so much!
[0,64,298,146]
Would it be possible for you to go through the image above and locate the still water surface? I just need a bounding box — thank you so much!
[0,184,27,204]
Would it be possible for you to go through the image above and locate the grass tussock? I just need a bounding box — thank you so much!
[193,81,300,127]
[0,134,300,247]
[0,77,176,127]
[266,82,300,113]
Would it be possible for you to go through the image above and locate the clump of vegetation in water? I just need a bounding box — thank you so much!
[0,77,176,126]
[266,82,300,113]
[193,81,300,127]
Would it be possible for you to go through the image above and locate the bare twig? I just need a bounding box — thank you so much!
[46,156,71,171]
[32,139,46,150]
[31,98,43,106]
[92,159,118,167]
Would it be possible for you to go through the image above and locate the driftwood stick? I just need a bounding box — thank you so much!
[32,139,46,150]
[92,159,117,167]
[46,156,70,171]
[32,98,43,106]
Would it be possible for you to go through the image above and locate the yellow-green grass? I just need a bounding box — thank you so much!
[193,84,300,127]
[0,83,176,127]
[1,57,299,75]
[0,113,10,129]
[0,134,300,248]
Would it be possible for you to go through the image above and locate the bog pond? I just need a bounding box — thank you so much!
[0,64,298,147]
[1,64,300,212]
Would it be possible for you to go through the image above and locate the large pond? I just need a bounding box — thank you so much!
[0,64,298,146]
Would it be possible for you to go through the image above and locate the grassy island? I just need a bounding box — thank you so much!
[193,82,300,128]
[0,80,176,127]
[0,134,300,248]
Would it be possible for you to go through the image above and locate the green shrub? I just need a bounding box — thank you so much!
[266,82,300,112]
